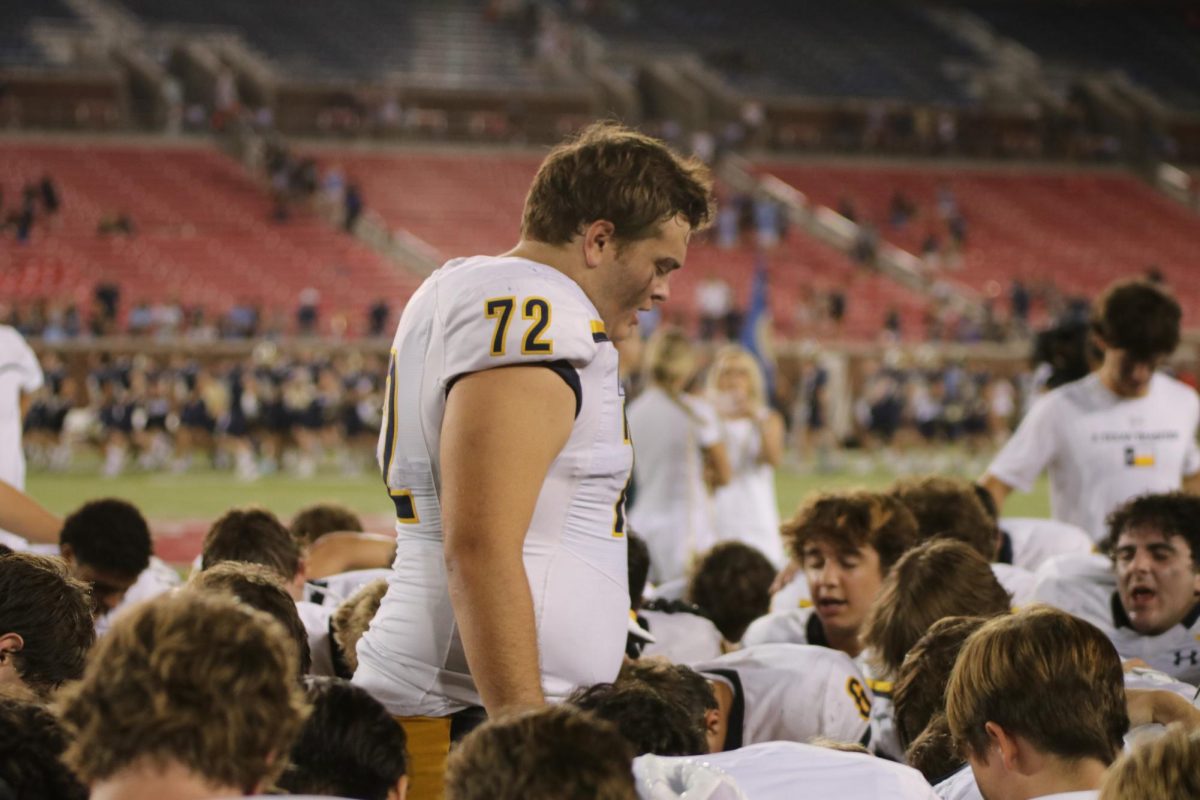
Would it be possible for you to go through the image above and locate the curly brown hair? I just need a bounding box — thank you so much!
[783,490,919,573]
[1092,278,1181,360]
[57,591,308,792]
[686,541,777,643]
[890,476,999,560]
[521,122,714,247]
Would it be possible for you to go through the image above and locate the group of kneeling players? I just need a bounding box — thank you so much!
[1,471,1198,799]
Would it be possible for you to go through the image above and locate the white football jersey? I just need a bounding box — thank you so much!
[768,572,812,613]
[305,567,392,607]
[1032,554,1200,684]
[991,562,1035,606]
[640,606,725,663]
[998,517,1094,572]
[354,256,632,716]
[741,606,817,648]
[635,741,939,800]
[692,644,872,748]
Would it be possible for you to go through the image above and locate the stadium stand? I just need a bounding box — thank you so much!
[112,0,571,88]
[0,0,80,68]
[580,0,979,104]
[308,148,930,340]
[0,141,417,333]
[965,1,1200,112]
[760,161,1200,324]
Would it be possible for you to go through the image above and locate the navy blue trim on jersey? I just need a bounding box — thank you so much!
[541,360,582,418]
[592,331,610,343]
[1185,600,1200,629]
[806,610,829,647]
[445,361,581,419]
[997,530,1014,565]
[380,357,398,479]
[703,668,746,751]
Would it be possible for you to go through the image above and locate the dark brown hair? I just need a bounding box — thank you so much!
[862,540,1011,677]
[1092,279,1181,359]
[893,616,989,752]
[445,705,636,800]
[891,476,999,560]
[521,122,713,246]
[290,503,364,548]
[1104,491,1200,567]
[0,552,95,697]
[687,541,777,642]
[202,507,301,581]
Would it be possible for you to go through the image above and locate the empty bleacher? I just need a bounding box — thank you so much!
[965,2,1200,113]
[113,0,566,89]
[310,147,930,340]
[582,0,978,104]
[0,141,417,333]
[758,161,1200,321]
[0,0,80,68]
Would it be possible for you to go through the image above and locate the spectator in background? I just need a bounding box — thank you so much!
[344,182,363,232]
[297,287,320,335]
[38,175,60,225]
[696,273,733,341]
[368,299,391,337]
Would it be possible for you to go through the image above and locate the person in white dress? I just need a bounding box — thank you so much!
[706,346,786,567]
[628,329,731,585]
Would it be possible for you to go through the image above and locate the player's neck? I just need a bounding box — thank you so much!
[824,626,863,659]
[502,239,582,282]
[1010,754,1106,800]
[90,758,253,800]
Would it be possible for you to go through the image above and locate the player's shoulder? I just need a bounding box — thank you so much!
[1152,372,1200,405]
[741,608,813,647]
[435,256,604,370]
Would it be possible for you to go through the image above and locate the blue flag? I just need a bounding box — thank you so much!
[739,251,775,396]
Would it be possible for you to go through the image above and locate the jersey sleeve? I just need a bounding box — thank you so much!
[985,391,1059,492]
[1183,388,1200,477]
[441,276,600,387]
[9,332,43,393]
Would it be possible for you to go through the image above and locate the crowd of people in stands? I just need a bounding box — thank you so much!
[1,175,59,243]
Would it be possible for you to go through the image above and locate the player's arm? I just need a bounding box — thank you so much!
[1126,688,1200,730]
[0,480,61,545]
[441,365,574,716]
[304,532,396,578]
[703,442,732,491]
[978,473,1013,513]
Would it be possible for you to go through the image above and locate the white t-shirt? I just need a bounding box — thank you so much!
[0,325,43,490]
[999,517,1095,572]
[639,605,725,664]
[354,257,632,717]
[634,741,939,800]
[711,416,785,567]
[986,373,1200,541]
[693,644,872,748]
[628,387,722,584]
[1032,553,1200,684]
[933,765,982,800]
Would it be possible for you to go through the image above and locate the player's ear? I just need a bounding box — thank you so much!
[582,220,617,269]
[985,721,1023,773]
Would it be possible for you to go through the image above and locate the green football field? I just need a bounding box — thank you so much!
[25,464,1051,525]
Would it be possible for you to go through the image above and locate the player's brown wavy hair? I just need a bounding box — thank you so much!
[783,489,919,574]
[1092,278,1181,360]
[521,121,714,246]
[946,605,1128,766]
[57,591,308,792]
[862,539,1011,677]
[890,475,999,561]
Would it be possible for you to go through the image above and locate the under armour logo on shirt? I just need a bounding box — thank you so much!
[1172,650,1199,667]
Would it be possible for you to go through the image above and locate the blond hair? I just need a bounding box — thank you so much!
[331,578,388,675]
[642,327,697,393]
[1100,724,1200,800]
[946,605,1128,766]
[58,592,308,791]
[706,345,767,410]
